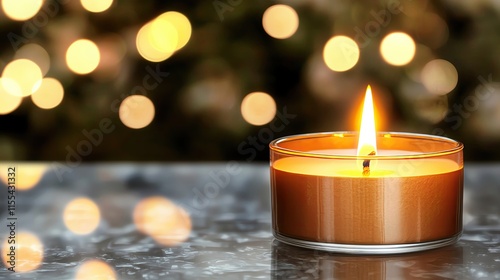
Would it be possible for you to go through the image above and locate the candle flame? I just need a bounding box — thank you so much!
[357,85,378,157]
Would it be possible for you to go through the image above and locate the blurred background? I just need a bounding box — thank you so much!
[0,0,499,162]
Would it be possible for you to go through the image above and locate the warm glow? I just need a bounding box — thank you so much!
[357,86,378,157]
[1,0,43,21]
[81,0,113,13]
[66,39,101,75]
[133,196,192,246]
[119,95,155,129]
[156,11,192,51]
[75,260,116,280]
[1,232,43,272]
[31,78,64,109]
[136,21,175,62]
[149,18,178,54]
[0,163,47,190]
[0,79,22,114]
[14,44,51,76]
[1,59,43,97]
[241,92,277,126]
[63,197,101,235]
[380,32,416,66]
[262,4,299,39]
[323,36,360,72]
[421,59,458,95]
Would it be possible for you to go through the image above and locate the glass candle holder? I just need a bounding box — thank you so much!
[269,132,464,254]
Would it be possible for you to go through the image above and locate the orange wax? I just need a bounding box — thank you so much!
[269,132,464,247]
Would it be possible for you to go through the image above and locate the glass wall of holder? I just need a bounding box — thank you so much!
[269,132,464,254]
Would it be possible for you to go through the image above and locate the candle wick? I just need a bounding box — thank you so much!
[362,151,376,176]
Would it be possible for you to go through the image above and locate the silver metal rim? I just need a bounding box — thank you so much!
[273,231,461,254]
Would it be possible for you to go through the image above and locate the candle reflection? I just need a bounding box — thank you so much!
[271,241,463,279]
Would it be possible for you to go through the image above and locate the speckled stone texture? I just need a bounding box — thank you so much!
[0,163,499,279]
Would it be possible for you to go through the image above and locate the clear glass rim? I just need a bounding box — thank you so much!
[269,131,464,160]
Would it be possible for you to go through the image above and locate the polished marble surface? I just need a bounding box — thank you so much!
[0,163,499,279]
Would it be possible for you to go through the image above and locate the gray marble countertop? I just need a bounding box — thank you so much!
[0,163,499,279]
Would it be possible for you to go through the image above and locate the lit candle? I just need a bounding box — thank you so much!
[270,86,463,254]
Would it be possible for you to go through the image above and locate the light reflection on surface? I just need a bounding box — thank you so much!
[63,197,101,235]
[0,163,47,190]
[272,240,464,279]
[1,232,44,273]
[75,259,116,280]
[133,196,192,246]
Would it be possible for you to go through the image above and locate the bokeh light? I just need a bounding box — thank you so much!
[31,78,64,109]
[0,163,47,190]
[1,232,43,272]
[66,39,101,75]
[119,95,155,129]
[95,34,127,78]
[0,79,23,115]
[1,0,43,21]
[156,11,192,51]
[262,4,299,39]
[241,92,277,126]
[81,0,113,13]
[149,18,178,54]
[1,59,43,97]
[133,196,191,246]
[323,36,360,72]
[467,83,500,139]
[421,59,458,95]
[380,32,416,66]
[416,13,449,49]
[136,21,176,62]
[63,197,101,235]
[14,44,51,76]
[75,260,116,280]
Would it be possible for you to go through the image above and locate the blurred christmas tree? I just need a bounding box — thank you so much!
[0,0,499,162]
